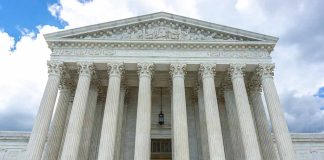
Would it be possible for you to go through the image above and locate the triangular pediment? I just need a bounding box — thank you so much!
[44,12,278,43]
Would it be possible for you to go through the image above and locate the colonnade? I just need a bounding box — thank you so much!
[25,61,296,160]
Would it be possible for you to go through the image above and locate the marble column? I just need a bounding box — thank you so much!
[57,92,74,159]
[170,63,190,160]
[26,61,63,160]
[119,92,128,160]
[192,90,203,160]
[217,94,234,160]
[42,78,73,160]
[97,62,124,160]
[60,62,95,160]
[88,98,105,160]
[78,81,99,160]
[223,81,244,160]
[115,84,127,160]
[257,64,296,160]
[228,64,262,160]
[248,78,278,160]
[134,63,154,160]
[197,83,210,160]
[199,64,226,160]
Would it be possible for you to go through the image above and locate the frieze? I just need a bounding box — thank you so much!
[209,50,270,58]
[52,48,116,56]
[52,48,270,59]
[65,19,258,42]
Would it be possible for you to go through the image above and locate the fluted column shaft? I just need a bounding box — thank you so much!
[57,93,74,159]
[257,64,296,160]
[248,79,278,160]
[218,99,234,160]
[42,79,72,160]
[26,61,63,160]
[134,63,154,160]
[229,64,262,160]
[223,84,244,159]
[88,100,105,160]
[200,64,226,160]
[170,63,190,160]
[115,86,126,160]
[197,84,210,160]
[97,62,124,160]
[78,83,99,160]
[61,62,94,160]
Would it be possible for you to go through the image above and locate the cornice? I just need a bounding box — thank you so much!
[47,40,276,53]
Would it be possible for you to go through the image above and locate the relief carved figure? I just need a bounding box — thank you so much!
[70,20,253,41]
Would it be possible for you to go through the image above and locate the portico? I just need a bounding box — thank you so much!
[25,12,295,160]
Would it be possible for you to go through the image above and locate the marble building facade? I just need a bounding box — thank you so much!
[10,12,324,160]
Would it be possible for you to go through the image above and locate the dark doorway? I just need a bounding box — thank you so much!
[151,139,172,160]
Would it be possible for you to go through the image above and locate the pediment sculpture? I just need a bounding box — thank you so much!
[66,20,258,42]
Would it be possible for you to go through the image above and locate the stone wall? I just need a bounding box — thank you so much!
[1,131,323,160]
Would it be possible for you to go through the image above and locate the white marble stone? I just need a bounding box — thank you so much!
[2,131,324,160]
[229,64,262,160]
[257,64,296,160]
[42,78,72,160]
[170,63,190,160]
[97,62,124,160]
[223,82,245,160]
[134,63,154,160]
[78,83,99,160]
[200,63,226,160]
[248,78,278,160]
[26,61,63,160]
[60,62,94,160]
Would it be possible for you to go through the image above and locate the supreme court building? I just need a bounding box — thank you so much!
[22,12,314,160]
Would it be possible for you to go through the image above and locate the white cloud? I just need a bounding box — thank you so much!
[48,0,201,29]
[48,0,134,28]
[0,30,15,55]
[0,25,59,130]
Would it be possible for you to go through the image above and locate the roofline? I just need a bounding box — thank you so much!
[44,12,279,43]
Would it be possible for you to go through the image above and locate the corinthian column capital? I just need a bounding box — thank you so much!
[199,63,216,79]
[47,60,63,76]
[256,63,275,79]
[137,63,154,78]
[77,62,95,77]
[107,62,124,77]
[170,63,186,78]
[228,63,246,80]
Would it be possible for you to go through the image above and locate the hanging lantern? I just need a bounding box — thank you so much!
[159,87,165,125]
[159,111,164,125]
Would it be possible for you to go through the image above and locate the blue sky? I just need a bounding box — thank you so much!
[0,0,64,40]
[0,0,324,133]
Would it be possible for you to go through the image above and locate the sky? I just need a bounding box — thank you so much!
[0,0,324,133]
